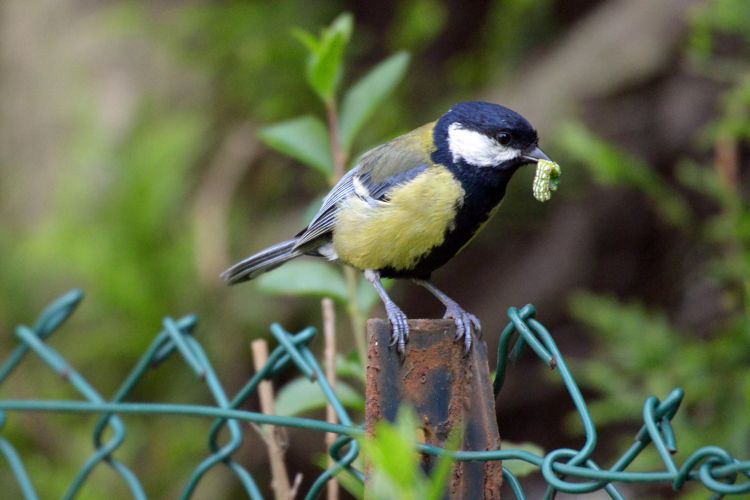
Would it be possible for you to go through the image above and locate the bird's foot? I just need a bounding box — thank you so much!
[385,302,409,356]
[443,304,481,353]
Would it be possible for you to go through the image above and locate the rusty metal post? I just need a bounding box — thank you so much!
[365,319,502,499]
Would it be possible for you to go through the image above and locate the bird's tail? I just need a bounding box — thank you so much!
[221,238,301,285]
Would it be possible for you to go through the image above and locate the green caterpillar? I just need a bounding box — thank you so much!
[532,159,561,202]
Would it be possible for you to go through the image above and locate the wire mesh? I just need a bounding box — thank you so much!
[0,290,748,499]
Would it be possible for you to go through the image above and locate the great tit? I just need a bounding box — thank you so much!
[222,101,551,354]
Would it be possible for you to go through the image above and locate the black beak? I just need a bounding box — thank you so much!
[522,146,551,163]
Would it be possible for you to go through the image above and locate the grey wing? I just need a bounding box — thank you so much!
[293,167,359,250]
[292,125,432,252]
[293,162,430,252]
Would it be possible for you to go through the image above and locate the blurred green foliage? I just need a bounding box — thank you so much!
[2,0,749,497]
[558,2,750,497]
[0,5,385,498]
[558,123,691,227]
[293,13,354,105]
[259,116,335,177]
[349,414,543,499]
[688,0,750,62]
[0,0,563,492]
[356,408,457,500]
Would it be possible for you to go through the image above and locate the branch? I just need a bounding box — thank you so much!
[251,339,292,499]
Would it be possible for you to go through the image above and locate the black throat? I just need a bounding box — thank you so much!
[377,118,526,279]
[379,154,520,279]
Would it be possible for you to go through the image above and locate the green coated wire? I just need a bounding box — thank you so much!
[12,325,146,500]
[520,315,619,499]
[205,327,317,452]
[0,289,84,383]
[502,467,525,500]
[270,323,316,380]
[1,290,749,499]
[180,334,250,499]
[163,317,205,378]
[0,437,38,500]
[0,400,362,436]
[299,348,360,499]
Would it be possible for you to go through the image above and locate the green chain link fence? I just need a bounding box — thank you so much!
[0,290,749,499]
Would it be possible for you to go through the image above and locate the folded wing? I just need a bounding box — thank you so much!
[293,122,435,252]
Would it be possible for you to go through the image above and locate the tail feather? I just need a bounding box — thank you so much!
[221,238,301,285]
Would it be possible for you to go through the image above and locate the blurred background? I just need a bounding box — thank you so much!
[1,0,749,498]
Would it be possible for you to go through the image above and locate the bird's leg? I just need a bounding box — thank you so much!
[364,270,409,355]
[414,279,481,352]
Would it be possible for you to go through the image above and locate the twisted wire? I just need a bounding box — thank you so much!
[0,291,748,498]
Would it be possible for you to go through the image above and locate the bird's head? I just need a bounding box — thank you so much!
[433,101,549,171]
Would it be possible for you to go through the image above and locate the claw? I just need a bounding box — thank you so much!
[470,313,482,339]
[413,280,481,354]
[385,302,409,356]
[443,304,481,354]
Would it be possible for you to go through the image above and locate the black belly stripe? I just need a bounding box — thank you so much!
[379,165,516,279]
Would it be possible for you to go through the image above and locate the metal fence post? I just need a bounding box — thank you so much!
[365,318,502,499]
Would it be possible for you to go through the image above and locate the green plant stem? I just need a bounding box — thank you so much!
[322,298,340,500]
[325,100,366,368]
[715,139,750,333]
[344,266,367,368]
[326,100,348,183]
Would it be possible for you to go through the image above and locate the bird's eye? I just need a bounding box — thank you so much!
[496,131,512,146]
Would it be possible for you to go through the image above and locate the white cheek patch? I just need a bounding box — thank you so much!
[447,123,521,167]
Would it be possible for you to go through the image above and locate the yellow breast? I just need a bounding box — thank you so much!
[332,167,464,271]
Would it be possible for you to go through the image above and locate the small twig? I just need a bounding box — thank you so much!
[191,122,259,287]
[343,267,368,369]
[324,101,367,369]
[715,137,739,190]
[322,298,340,500]
[325,101,347,182]
[251,339,292,500]
[290,473,304,499]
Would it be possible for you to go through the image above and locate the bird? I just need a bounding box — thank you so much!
[222,101,551,355]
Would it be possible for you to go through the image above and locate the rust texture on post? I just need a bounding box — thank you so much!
[365,319,502,499]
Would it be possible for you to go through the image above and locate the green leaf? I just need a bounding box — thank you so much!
[557,122,691,227]
[258,115,333,176]
[336,353,365,382]
[426,427,462,500]
[501,441,545,477]
[363,408,420,490]
[291,28,320,53]
[275,377,364,416]
[327,11,354,41]
[339,52,410,152]
[255,261,348,301]
[358,407,462,498]
[302,13,353,103]
[330,468,366,499]
[391,0,447,50]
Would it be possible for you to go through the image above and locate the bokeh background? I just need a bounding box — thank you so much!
[1,0,749,498]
